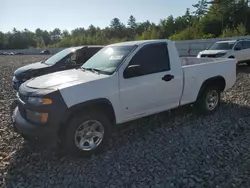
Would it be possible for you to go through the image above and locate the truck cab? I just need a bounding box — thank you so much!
[197,39,250,64]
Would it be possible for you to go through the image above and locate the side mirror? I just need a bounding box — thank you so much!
[123,64,141,78]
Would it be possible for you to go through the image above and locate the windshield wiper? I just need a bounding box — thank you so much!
[81,67,101,74]
[41,58,48,64]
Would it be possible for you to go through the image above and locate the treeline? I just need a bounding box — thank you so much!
[1,0,250,49]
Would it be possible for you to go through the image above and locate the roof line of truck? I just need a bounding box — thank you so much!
[108,39,171,47]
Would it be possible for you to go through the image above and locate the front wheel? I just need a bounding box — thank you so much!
[195,86,220,114]
[61,111,112,157]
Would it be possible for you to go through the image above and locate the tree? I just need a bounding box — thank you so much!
[127,15,137,39]
[192,0,209,18]
[220,23,247,37]
[128,15,137,29]
[109,18,126,39]
[1,0,250,49]
[62,30,70,37]
[110,18,124,29]
[50,28,61,44]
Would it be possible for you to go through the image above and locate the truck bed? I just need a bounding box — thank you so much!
[180,57,229,66]
[179,57,237,106]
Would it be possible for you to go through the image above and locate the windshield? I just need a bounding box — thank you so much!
[82,45,136,75]
[208,42,235,50]
[44,48,76,65]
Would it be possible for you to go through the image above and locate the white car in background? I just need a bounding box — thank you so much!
[197,39,250,65]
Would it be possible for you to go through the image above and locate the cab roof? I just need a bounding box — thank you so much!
[217,40,237,43]
[108,39,171,47]
[69,45,105,50]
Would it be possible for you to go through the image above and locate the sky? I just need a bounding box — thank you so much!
[0,0,198,33]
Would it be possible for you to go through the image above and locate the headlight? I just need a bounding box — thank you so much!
[21,78,28,82]
[13,76,18,82]
[27,97,52,106]
[26,109,48,123]
[216,53,227,57]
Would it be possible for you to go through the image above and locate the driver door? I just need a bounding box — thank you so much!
[118,42,182,121]
[234,42,245,62]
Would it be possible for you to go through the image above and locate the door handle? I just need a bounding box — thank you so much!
[162,74,174,82]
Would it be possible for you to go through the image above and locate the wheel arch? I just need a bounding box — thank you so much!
[58,98,116,138]
[196,76,226,101]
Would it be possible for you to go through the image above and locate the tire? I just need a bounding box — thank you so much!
[247,62,250,66]
[61,110,112,157]
[195,86,221,114]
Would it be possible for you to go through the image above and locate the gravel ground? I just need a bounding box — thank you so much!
[1,55,250,188]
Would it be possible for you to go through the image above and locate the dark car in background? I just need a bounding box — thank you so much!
[12,45,104,90]
[40,50,50,54]
[15,52,24,55]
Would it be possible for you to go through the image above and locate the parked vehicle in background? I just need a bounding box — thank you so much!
[15,52,24,55]
[40,50,50,54]
[0,52,11,55]
[197,39,250,65]
[12,45,104,90]
[12,39,236,157]
[1,52,15,55]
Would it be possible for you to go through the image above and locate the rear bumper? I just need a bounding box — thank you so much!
[12,107,58,146]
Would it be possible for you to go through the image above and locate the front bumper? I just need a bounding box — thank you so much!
[12,106,58,145]
[12,86,68,147]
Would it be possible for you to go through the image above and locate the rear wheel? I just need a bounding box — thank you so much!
[195,86,220,114]
[61,111,112,157]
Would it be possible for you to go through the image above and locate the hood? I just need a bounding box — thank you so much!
[199,50,229,55]
[25,69,109,89]
[14,61,49,77]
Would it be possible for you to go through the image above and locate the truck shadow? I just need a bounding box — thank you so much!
[4,101,250,187]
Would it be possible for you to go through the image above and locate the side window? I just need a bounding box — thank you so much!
[82,48,100,63]
[128,43,170,77]
[243,41,250,49]
[75,50,87,64]
[88,48,100,57]
[234,42,243,50]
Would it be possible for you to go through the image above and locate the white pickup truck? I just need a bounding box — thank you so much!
[12,39,236,157]
[197,39,250,65]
